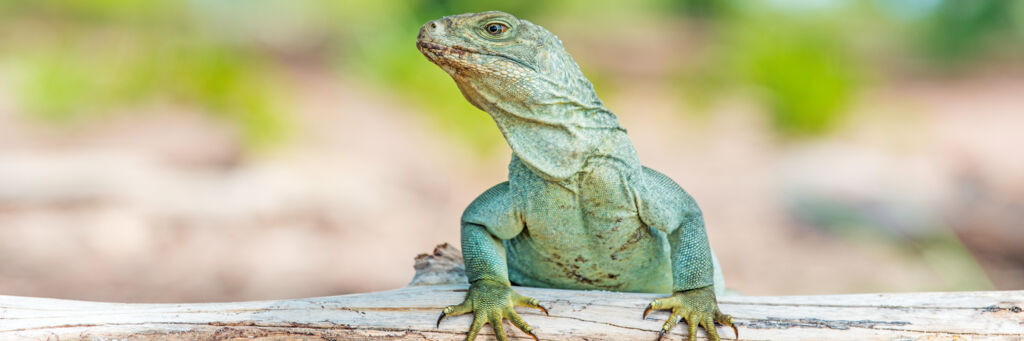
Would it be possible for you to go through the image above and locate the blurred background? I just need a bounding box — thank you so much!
[1,0,1022,303]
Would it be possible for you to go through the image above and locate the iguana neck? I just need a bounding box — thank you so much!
[459,80,640,180]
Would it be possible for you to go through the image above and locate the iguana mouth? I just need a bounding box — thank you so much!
[417,40,537,73]
[417,41,474,60]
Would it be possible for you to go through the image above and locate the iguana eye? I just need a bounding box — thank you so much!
[484,22,509,36]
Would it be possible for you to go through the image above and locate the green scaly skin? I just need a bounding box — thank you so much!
[418,11,736,341]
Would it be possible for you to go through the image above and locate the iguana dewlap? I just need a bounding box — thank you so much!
[417,11,735,341]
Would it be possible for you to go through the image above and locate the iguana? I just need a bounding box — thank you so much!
[417,11,736,341]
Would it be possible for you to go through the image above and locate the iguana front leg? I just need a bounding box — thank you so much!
[642,216,736,341]
[638,168,736,341]
[437,183,547,341]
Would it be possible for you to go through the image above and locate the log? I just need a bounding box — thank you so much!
[1,244,1022,340]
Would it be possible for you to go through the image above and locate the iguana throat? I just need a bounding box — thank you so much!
[418,11,632,180]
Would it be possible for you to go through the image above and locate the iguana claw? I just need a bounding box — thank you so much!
[436,312,446,328]
[536,303,550,316]
[643,286,737,341]
[717,311,739,340]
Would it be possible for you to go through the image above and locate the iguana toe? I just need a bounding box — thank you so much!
[512,291,549,316]
[716,310,738,339]
[438,279,545,341]
[437,299,472,327]
[643,286,736,341]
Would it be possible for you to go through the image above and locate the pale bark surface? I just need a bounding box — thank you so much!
[1,244,1022,340]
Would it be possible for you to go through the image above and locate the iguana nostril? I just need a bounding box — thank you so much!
[426,20,445,35]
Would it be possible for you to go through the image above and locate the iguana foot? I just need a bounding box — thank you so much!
[642,286,737,341]
[437,279,548,341]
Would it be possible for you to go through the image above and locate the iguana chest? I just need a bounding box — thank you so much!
[505,156,670,292]
[510,156,641,240]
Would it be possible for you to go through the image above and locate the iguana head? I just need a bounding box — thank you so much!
[418,11,628,180]
[417,11,599,110]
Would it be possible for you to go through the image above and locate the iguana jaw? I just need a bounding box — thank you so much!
[416,41,472,64]
[416,38,536,82]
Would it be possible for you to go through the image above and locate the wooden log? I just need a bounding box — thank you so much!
[1,244,1022,340]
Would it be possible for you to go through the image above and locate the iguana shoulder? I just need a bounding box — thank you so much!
[636,166,701,235]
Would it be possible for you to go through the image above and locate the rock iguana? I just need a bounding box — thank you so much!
[417,11,736,341]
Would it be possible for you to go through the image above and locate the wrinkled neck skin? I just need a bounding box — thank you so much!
[451,57,640,182]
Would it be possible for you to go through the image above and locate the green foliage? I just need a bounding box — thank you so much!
[919,0,1024,66]
[4,0,1023,148]
[3,0,290,149]
[169,47,290,148]
[17,54,98,122]
[684,5,862,138]
[668,0,737,19]
[727,17,860,137]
